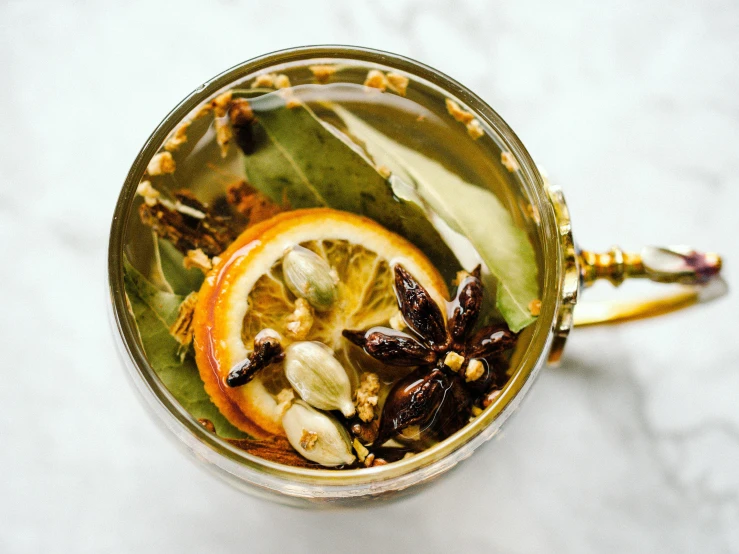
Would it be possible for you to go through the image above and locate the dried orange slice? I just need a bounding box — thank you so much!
[193,208,449,437]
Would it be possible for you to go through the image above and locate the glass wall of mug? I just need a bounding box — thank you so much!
[108,46,565,506]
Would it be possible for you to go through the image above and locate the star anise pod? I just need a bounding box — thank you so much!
[343,264,516,445]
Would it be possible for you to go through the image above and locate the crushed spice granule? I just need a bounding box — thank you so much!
[364,69,388,91]
[183,248,212,273]
[164,121,191,152]
[528,299,542,316]
[466,119,484,140]
[169,292,198,347]
[443,351,464,372]
[274,74,291,89]
[309,64,337,83]
[465,359,485,382]
[364,453,376,467]
[386,72,409,96]
[377,165,391,179]
[198,418,216,433]
[251,73,276,89]
[299,429,319,450]
[501,151,520,173]
[286,298,314,339]
[355,372,380,423]
[445,98,475,124]
[136,180,160,206]
[147,152,176,176]
[352,438,369,463]
[471,405,484,417]
[215,117,233,158]
[276,388,295,417]
[212,91,233,118]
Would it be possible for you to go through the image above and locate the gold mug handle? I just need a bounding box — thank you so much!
[574,246,725,326]
[544,179,726,364]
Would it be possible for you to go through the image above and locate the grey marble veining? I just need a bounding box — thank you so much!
[1,0,737,552]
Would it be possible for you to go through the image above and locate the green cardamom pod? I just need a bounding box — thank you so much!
[282,400,356,467]
[284,341,355,417]
[282,246,338,311]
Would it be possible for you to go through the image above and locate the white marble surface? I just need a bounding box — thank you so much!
[1,0,737,552]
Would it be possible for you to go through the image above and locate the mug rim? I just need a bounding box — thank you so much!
[108,44,563,494]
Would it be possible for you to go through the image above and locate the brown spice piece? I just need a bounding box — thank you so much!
[363,453,376,467]
[364,69,388,91]
[226,331,284,387]
[394,265,449,350]
[183,248,212,273]
[448,265,482,342]
[501,151,520,173]
[528,299,542,316]
[228,98,254,126]
[299,429,319,450]
[386,72,409,96]
[445,98,475,124]
[226,180,282,225]
[372,458,388,467]
[227,436,320,468]
[198,418,216,433]
[345,264,514,444]
[466,119,484,140]
[351,419,379,444]
[355,373,380,423]
[285,298,314,339]
[343,328,436,366]
[169,292,198,347]
[139,191,236,257]
[147,152,176,176]
[309,64,337,83]
[164,121,191,152]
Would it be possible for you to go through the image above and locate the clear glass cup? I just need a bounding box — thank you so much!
[108,45,723,507]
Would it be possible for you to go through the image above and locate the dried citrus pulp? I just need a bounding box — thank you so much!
[193,208,449,438]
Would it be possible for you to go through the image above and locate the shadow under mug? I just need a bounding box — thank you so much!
[108,45,725,507]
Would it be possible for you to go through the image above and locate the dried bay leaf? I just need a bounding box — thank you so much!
[333,106,539,332]
[123,257,246,439]
[240,93,460,283]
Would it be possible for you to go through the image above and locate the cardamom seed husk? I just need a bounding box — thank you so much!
[282,246,338,311]
[284,341,355,417]
[282,400,356,467]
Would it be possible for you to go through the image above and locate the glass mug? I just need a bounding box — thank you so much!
[108,46,724,507]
